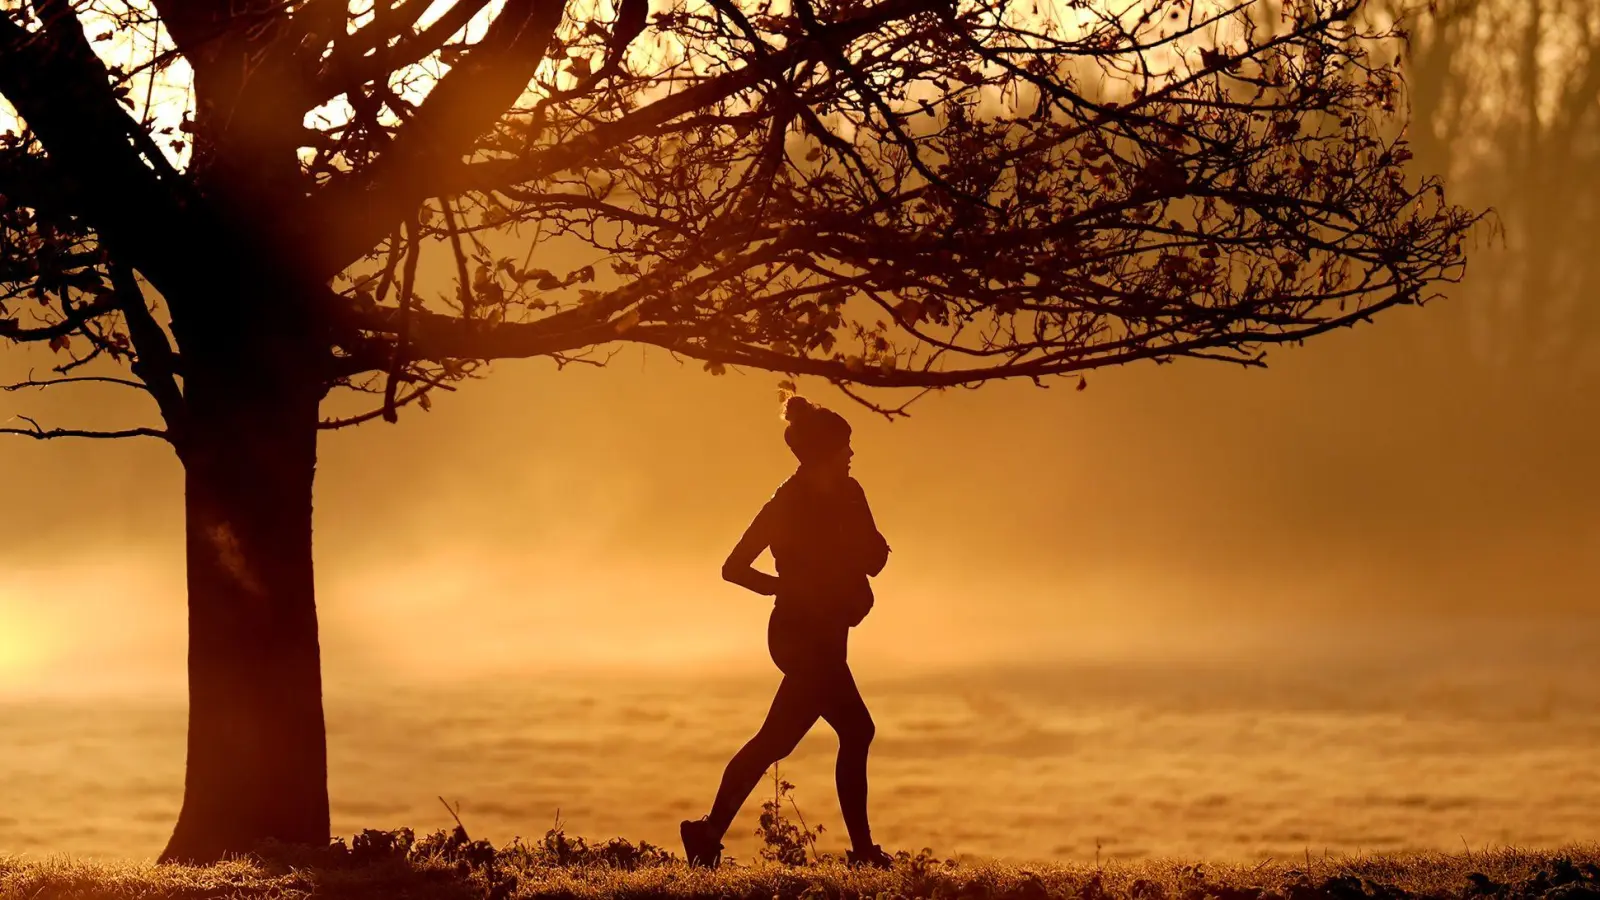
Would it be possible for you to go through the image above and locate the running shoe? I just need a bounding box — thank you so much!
[846,844,895,869]
[680,817,723,868]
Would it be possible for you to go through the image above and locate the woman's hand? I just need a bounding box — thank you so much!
[722,563,781,597]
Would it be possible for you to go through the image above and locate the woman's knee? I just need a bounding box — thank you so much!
[743,726,805,764]
[839,713,875,751]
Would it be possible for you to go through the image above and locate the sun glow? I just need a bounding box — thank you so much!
[0,591,49,688]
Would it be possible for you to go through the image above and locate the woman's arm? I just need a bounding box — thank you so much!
[722,501,782,596]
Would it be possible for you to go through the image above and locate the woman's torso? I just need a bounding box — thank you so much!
[767,475,876,629]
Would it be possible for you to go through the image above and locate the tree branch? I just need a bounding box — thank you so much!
[0,150,72,222]
[309,0,567,277]
[311,0,947,276]
[381,215,422,422]
[316,0,495,102]
[0,6,187,282]
[145,0,237,69]
[0,415,168,441]
[32,0,184,185]
[0,292,121,342]
[2,374,149,392]
[110,262,189,436]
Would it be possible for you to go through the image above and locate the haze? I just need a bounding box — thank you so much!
[7,0,1598,696]
[3,229,1597,694]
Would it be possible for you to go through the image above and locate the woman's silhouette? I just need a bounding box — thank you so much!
[680,395,894,869]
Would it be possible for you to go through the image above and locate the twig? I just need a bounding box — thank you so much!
[439,197,474,321]
[786,784,822,859]
[438,796,467,835]
[320,383,435,428]
[3,372,147,391]
[833,380,932,420]
[382,213,423,423]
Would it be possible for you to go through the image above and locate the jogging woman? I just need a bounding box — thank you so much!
[680,395,894,869]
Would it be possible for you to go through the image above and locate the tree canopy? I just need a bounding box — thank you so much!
[2,0,1476,431]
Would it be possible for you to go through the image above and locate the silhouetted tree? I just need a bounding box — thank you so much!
[0,0,1475,862]
[1390,0,1600,380]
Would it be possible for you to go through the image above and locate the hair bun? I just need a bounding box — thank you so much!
[781,393,817,423]
[780,393,852,462]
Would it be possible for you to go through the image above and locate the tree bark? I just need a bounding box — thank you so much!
[159,355,329,864]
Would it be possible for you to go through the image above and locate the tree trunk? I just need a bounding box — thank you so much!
[159,358,329,863]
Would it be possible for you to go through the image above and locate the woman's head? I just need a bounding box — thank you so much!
[781,394,853,476]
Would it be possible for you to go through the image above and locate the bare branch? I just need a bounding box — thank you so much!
[312,0,949,275]
[3,373,149,392]
[0,292,121,342]
[381,215,423,422]
[0,415,168,441]
[309,0,568,276]
[108,262,188,432]
[0,5,187,280]
[317,0,495,101]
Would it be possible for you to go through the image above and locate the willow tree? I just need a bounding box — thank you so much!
[1,0,1474,862]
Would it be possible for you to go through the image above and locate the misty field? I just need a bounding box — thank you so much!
[9,644,1600,863]
[4,834,1599,900]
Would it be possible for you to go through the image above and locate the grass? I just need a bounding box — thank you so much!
[4,823,1599,900]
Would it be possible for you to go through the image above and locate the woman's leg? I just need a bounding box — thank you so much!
[818,662,876,853]
[705,674,822,841]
